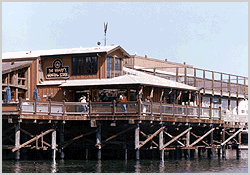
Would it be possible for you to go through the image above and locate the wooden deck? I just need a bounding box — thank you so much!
[2,99,248,128]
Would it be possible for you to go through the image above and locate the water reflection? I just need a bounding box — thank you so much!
[14,161,21,173]
[134,160,141,173]
[96,160,101,173]
[159,161,165,173]
[51,161,57,173]
[2,150,248,173]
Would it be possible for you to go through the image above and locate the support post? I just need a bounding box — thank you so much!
[124,144,128,161]
[52,128,56,161]
[15,122,20,160]
[159,127,164,161]
[236,144,240,159]
[222,128,226,158]
[96,122,101,160]
[186,124,190,158]
[59,123,64,159]
[135,124,140,160]
[208,125,213,158]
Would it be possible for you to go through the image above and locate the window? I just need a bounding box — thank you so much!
[39,59,43,71]
[107,57,113,78]
[106,56,121,78]
[72,56,98,75]
[115,58,121,77]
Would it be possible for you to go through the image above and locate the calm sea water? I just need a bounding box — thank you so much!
[2,149,248,173]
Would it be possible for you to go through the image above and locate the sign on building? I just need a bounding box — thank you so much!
[46,59,69,79]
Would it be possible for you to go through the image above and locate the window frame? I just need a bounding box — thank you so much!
[71,56,98,75]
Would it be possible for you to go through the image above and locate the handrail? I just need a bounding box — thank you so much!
[3,99,246,124]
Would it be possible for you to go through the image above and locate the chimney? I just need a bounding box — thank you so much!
[165,59,168,62]
[184,62,186,65]
[145,55,147,58]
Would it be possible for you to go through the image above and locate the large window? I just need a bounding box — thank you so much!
[72,56,97,75]
[106,56,121,78]
[107,57,112,78]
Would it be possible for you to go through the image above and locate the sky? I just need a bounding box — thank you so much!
[2,2,248,77]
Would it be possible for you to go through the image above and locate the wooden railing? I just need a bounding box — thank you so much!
[139,66,248,98]
[2,99,248,125]
[2,99,222,119]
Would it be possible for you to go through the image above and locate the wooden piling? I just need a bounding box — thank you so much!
[159,127,164,161]
[59,123,64,159]
[52,128,56,161]
[135,124,140,160]
[236,144,240,159]
[96,123,101,160]
[15,122,20,160]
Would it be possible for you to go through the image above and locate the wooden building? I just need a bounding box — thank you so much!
[2,45,248,161]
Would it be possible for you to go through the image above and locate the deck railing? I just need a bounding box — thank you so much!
[2,99,247,125]
[140,66,248,98]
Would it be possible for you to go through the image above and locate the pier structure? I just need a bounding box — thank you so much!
[2,45,248,160]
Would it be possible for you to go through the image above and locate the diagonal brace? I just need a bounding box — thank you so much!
[160,127,192,150]
[12,128,54,152]
[190,132,209,146]
[63,129,97,149]
[221,129,243,146]
[189,128,215,147]
[140,130,159,147]
[163,130,185,147]
[137,126,165,149]
[20,128,54,148]
[225,131,239,144]
[96,126,136,147]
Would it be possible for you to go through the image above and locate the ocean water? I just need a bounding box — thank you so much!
[2,149,248,173]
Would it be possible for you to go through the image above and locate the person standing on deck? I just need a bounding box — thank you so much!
[117,94,127,112]
[143,96,151,114]
[80,96,87,112]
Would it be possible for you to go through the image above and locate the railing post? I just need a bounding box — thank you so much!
[34,98,37,115]
[209,101,212,120]
[138,100,141,116]
[186,104,188,118]
[236,76,239,98]
[176,67,179,82]
[221,73,223,96]
[113,100,116,115]
[184,67,187,84]
[228,74,231,97]
[19,97,22,115]
[62,100,65,116]
[160,101,162,117]
[219,106,222,120]
[212,71,214,96]
[194,68,197,87]
[89,101,92,116]
[244,77,246,99]
[198,104,200,119]
[173,103,175,118]
[203,70,206,94]
[151,100,153,116]
[49,99,51,115]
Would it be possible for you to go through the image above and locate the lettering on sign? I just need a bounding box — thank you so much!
[46,59,69,79]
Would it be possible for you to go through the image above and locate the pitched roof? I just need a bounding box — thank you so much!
[2,61,32,74]
[58,67,197,91]
[2,45,130,60]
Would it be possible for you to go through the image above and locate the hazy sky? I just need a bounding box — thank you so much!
[2,2,248,77]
